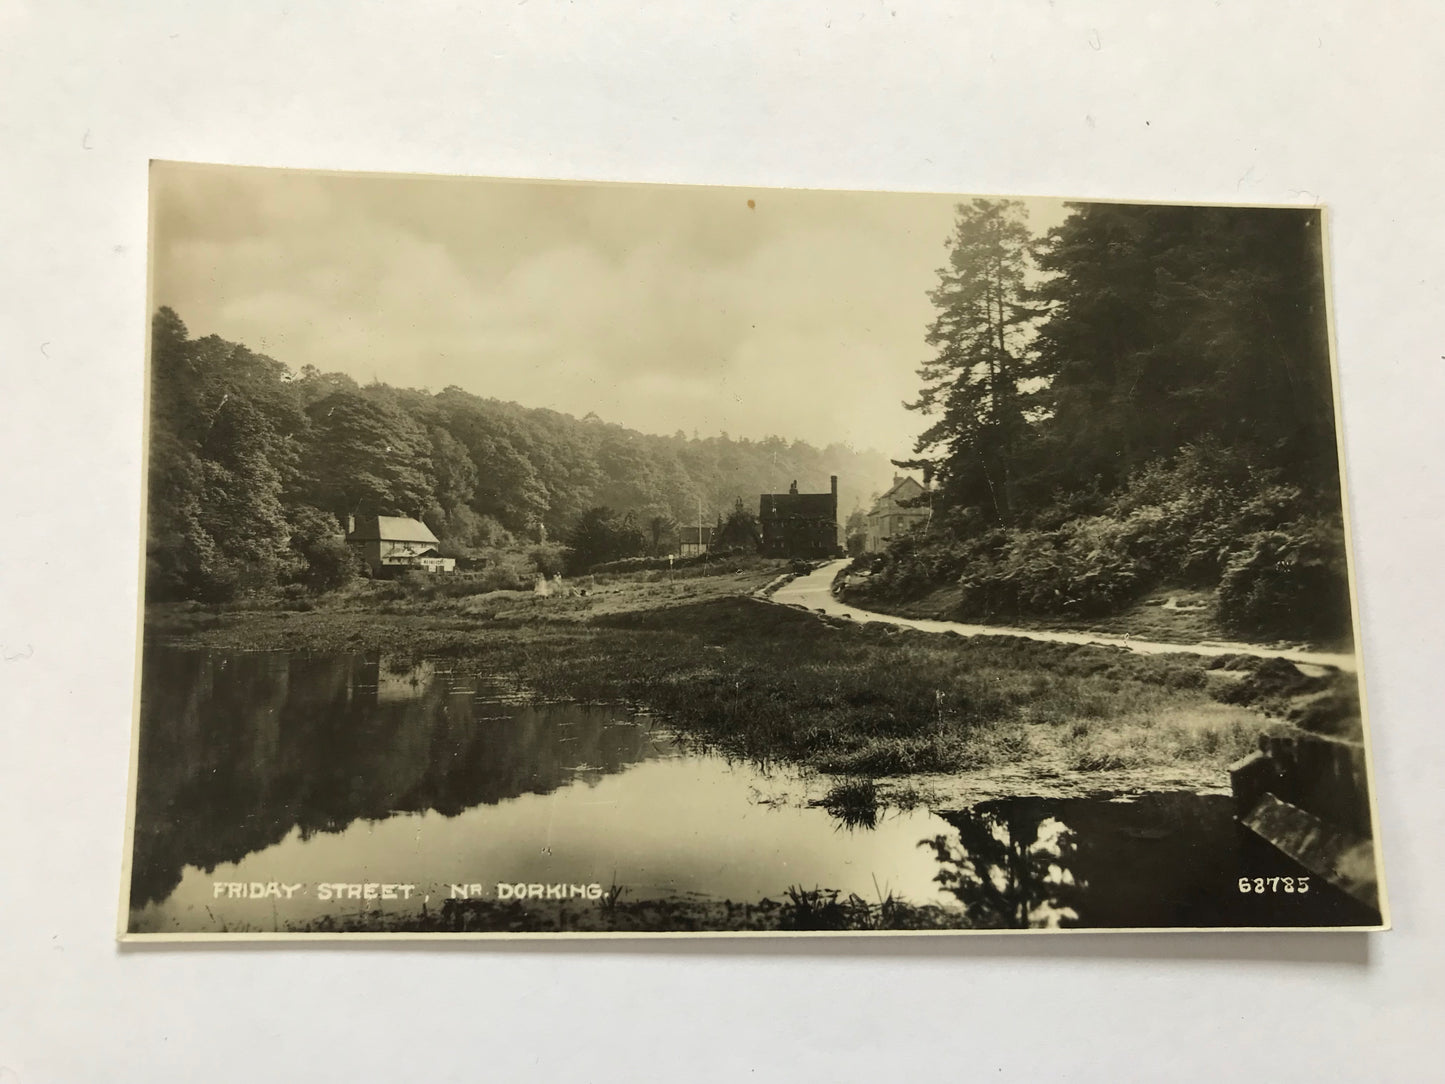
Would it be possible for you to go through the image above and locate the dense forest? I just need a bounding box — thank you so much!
[145,306,894,601]
[861,199,1353,642]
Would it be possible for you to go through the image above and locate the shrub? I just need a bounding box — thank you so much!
[473,549,540,592]
[564,507,647,572]
[528,543,571,578]
[590,553,712,575]
[285,505,359,593]
[850,440,1348,643]
[361,547,553,601]
[1217,517,1352,641]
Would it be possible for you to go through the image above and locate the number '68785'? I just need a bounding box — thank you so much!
[1238,876,1310,894]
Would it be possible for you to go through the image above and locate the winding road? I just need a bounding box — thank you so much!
[768,560,1358,672]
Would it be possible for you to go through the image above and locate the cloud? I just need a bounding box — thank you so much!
[150,162,1067,459]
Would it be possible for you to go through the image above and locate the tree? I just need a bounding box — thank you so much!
[140,307,904,599]
[905,199,1039,525]
[293,364,360,408]
[863,204,1351,641]
[645,512,679,556]
[713,500,761,554]
[433,390,550,532]
[426,425,480,536]
[192,393,295,594]
[437,505,513,555]
[563,506,645,572]
[1029,203,1338,499]
[844,507,869,557]
[144,310,300,600]
[286,504,360,592]
[301,391,435,517]
[595,433,666,512]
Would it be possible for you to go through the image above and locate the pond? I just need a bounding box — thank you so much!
[127,647,1368,934]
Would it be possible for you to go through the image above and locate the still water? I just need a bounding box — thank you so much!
[128,647,1361,933]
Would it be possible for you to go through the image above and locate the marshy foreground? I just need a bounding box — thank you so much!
[132,559,1373,933]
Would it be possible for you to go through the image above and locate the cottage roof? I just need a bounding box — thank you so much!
[760,492,835,520]
[348,515,440,544]
[680,525,714,544]
[870,476,926,514]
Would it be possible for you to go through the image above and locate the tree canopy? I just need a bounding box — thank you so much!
[904,199,1040,521]
[144,306,895,600]
[870,200,1350,641]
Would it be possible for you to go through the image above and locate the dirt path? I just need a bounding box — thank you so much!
[768,560,1358,672]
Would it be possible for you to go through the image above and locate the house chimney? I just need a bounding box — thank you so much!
[789,480,798,495]
[831,475,838,498]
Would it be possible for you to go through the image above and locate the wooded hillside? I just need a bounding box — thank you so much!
[145,307,894,600]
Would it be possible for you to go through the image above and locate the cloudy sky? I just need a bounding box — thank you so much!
[151,162,1068,460]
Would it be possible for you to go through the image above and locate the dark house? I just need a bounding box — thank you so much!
[759,477,840,558]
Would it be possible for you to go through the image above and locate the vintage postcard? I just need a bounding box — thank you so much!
[119,162,1386,939]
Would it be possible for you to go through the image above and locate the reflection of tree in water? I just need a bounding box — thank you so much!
[129,647,666,910]
[921,808,1082,929]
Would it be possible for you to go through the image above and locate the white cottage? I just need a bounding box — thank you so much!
[345,514,456,577]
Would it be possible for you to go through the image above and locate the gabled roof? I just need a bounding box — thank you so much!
[870,476,927,513]
[882,475,925,501]
[348,515,440,544]
[680,526,714,544]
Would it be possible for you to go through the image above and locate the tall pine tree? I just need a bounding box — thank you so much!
[904,199,1039,525]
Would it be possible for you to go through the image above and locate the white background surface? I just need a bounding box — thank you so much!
[2,2,1442,1080]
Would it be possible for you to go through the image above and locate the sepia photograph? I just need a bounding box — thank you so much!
[120,161,1385,938]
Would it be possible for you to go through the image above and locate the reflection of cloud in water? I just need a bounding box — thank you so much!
[129,646,964,933]
[1024,818,1080,928]
[136,649,1364,934]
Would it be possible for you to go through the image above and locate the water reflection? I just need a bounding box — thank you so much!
[817,778,885,830]
[129,647,960,933]
[130,649,669,909]
[130,647,1375,934]
[921,810,1080,929]
[924,793,1378,929]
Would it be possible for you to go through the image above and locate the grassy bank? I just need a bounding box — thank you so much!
[513,598,1356,795]
[283,890,966,935]
[146,556,792,649]
[144,561,1360,802]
